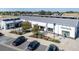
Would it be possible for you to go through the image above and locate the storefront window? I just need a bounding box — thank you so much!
[6,23,14,29]
[47,28,53,32]
[62,31,70,37]
[39,26,45,31]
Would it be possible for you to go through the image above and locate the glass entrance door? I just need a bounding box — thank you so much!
[62,31,70,37]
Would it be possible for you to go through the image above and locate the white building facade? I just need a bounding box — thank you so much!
[0,17,23,30]
[21,16,79,39]
[0,16,78,39]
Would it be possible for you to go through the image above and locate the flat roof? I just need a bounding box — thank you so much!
[0,15,19,20]
[62,13,79,17]
[20,16,79,27]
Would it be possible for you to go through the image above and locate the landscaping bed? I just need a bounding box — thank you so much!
[29,32,60,43]
[10,30,31,35]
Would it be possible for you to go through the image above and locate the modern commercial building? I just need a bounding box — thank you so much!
[0,16,23,30]
[21,16,79,39]
[0,15,79,39]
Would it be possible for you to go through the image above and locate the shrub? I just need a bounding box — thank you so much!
[10,31,17,34]
[35,32,44,38]
[32,24,39,33]
[51,39,60,43]
[23,30,31,33]
[22,21,32,31]
[16,32,23,35]
[10,31,23,35]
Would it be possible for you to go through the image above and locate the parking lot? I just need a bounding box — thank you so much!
[5,37,47,51]
[0,36,13,44]
[0,36,47,51]
[0,44,18,51]
[1,30,79,51]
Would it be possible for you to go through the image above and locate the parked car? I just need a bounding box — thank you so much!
[12,36,27,46]
[48,44,59,51]
[0,33,4,36]
[27,40,40,50]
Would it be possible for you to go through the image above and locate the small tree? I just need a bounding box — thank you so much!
[21,21,32,31]
[32,24,39,34]
[39,10,46,15]
[46,11,52,15]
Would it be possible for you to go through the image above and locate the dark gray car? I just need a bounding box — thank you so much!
[12,36,27,46]
[27,40,40,50]
[48,44,59,51]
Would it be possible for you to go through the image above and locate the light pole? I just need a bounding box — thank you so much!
[53,23,56,39]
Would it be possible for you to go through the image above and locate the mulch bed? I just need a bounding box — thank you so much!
[29,34,50,41]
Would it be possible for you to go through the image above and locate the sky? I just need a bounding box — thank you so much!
[0,8,79,12]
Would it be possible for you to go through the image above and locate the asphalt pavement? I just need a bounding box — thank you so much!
[5,38,47,51]
[0,44,17,51]
[0,36,49,51]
